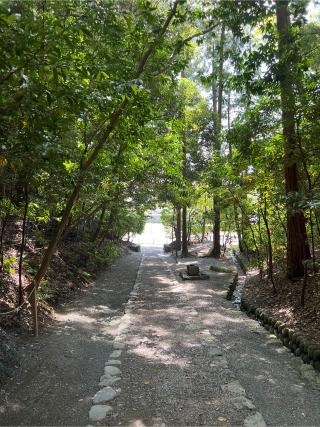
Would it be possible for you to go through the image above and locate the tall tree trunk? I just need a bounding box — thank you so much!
[181,206,188,257]
[176,207,181,251]
[211,25,225,258]
[201,207,207,242]
[276,1,310,278]
[187,210,192,242]
[212,204,221,256]
[180,100,189,258]
[309,210,316,273]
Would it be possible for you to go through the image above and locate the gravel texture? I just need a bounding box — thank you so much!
[103,247,320,426]
[0,251,141,426]
[104,248,257,426]
[2,245,320,426]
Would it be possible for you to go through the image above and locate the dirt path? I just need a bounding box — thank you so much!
[1,246,320,426]
[0,251,142,426]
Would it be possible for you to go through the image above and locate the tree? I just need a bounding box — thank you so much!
[276,0,310,277]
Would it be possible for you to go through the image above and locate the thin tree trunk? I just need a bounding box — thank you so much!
[276,1,310,278]
[212,204,221,256]
[260,197,276,292]
[201,207,207,242]
[0,215,8,270]
[18,184,29,306]
[181,206,188,257]
[314,210,320,237]
[233,204,243,253]
[93,201,107,241]
[0,199,12,270]
[211,25,225,258]
[72,201,107,231]
[105,203,119,241]
[229,189,261,268]
[187,210,193,243]
[257,207,263,279]
[275,204,287,238]
[171,208,175,253]
[176,207,181,251]
[309,209,316,273]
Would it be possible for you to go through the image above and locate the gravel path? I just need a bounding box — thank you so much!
[2,246,320,426]
[0,251,142,426]
[96,246,320,426]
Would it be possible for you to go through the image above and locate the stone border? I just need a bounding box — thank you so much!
[240,298,320,373]
[232,249,247,274]
[226,273,239,301]
[88,254,144,424]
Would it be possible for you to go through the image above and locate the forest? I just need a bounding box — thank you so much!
[0,0,320,335]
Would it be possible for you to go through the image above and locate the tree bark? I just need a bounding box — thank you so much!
[211,25,225,258]
[233,204,243,253]
[181,206,188,257]
[176,207,181,250]
[93,201,107,241]
[201,207,207,242]
[212,203,221,256]
[18,184,29,306]
[276,1,310,278]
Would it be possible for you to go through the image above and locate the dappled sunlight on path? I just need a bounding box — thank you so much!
[107,246,320,427]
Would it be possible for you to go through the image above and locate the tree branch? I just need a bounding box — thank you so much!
[153,21,220,76]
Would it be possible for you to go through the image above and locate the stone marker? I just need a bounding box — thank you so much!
[187,264,200,276]
[89,405,112,421]
[93,387,118,404]
[104,366,121,376]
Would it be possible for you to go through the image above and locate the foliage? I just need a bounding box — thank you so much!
[2,256,16,275]
[0,0,319,312]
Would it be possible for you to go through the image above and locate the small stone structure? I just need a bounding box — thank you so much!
[179,264,209,280]
[187,264,200,276]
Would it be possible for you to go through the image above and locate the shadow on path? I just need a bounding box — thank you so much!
[0,251,141,426]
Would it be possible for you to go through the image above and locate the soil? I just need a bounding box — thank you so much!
[0,217,128,329]
[244,270,320,343]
